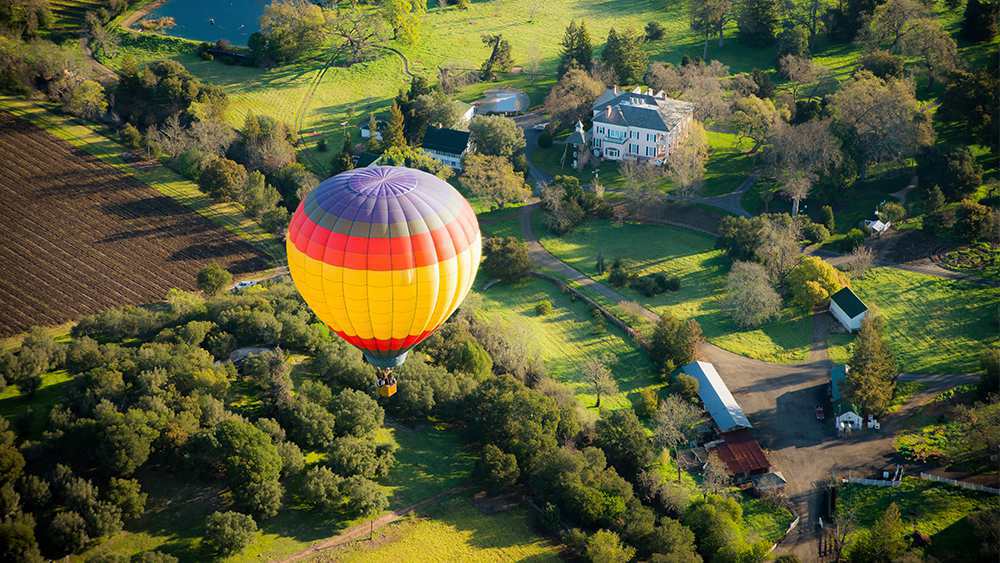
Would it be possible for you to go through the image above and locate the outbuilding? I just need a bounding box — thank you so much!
[421,126,472,170]
[829,286,868,332]
[830,364,863,434]
[682,361,752,433]
[475,88,530,115]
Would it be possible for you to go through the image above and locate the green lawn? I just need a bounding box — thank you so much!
[536,218,814,363]
[839,478,1000,561]
[477,207,523,239]
[826,268,999,374]
[0,97,283,261]
[479,277,664,410]
[323,495,562,562]
[0,369,74,439]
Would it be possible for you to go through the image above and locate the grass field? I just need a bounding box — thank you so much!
[0,369,74,438]
[536,217,815,363]
[0,97,283,261]
[480,277,664,410]
[321,495,562,562]
[826,268,999,373]
[839,478,1000,561]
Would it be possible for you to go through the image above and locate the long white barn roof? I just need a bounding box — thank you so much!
[682,361,752,432]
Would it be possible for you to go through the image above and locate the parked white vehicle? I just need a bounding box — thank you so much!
[234,280,258,291]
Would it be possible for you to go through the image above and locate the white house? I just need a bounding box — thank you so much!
[421,126,472,170]
[589,86,694,164]
[829,287,868,332]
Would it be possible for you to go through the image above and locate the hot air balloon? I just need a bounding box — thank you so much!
[286,166,481,397]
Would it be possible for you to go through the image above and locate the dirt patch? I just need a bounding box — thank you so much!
[0,112,268,335]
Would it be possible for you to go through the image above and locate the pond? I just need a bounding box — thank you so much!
[145,0,269,45]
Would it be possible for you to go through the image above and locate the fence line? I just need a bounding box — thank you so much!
[842,477,901,487]
[919,473,1000,495]
[530,272,646,348]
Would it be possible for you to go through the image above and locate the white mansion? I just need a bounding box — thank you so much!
[589,86,694,164]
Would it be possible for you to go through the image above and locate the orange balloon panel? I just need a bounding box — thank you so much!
[286,166,481,368]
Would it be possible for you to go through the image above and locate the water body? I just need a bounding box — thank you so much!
[146,0,269,45]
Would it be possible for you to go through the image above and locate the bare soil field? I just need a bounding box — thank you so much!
[0,112,268,336]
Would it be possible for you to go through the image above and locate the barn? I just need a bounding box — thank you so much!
[829,286,868,332]
[681,361,752,432]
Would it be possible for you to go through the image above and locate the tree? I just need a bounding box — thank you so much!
[830,72,932,178]
[341,475,388,518]
[301,465,343,511]
[412,90,463,129]
[480,34,513,80]
[586,529,636,563]
[558,20,593,75]
[649,314,702,372]
[382,0,423,43]
[331,388,383,437]
[383,100,406,150]
[646,60,731,121]
[280,397,337,450]
[847,314,897,415]
[731,95,780,153]
[938,67,998,155]
[667,120,708,195]
[978,348,1000,398]
[860,49,905,79]
[239,171,282,218]
[461,154,530,210]
[468,115,525,158]
[649,517,701,562]
[199,157,247,201]
[786,256,849,310]
[916,146,984,201]
[724,260,781,327]
[842,246,874,279]
[702,451,731,496]
[777,23,810,59]
[736,0,780,45]
[848,502,907,562]
[64,79,106,119]
[332,138,355,174]
[329,8,386,64]
[763,119,842,215]
[597,408,655,482]
[584,358,618,409]
[962,0,998,41]
[543,68,605,130]
[197,264,232,296]
[600,28,647,83]
[754,214,801,280]
[213,419,283,518]
[655,395,704,481]
[204,511,257,555]
[690,0,733,57]
[49,511,89,555]
[480,443,519,492]
[0,514,42,563]
[114,60,215,127]
[863,0,957,85]
[252,0,326,63]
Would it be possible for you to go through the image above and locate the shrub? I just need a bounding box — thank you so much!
[787,256,849,310]
[820,205,835,231]
[802,222,830,244]
[672,373,700,402]
[204,511,257,555]
[316,138,327,152]
[482,237,532,281]
[535,300,554,315]
[607,259,632,287]
[860,49,904,78]
[878,201,906,224]
[645,21,665,40]
[120,123,142,149]
[842,228,865,251]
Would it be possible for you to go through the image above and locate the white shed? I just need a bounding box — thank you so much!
[829,287,868,332]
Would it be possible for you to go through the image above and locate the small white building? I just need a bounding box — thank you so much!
[830,364,863,435]
[864,219,891,237]
[829,287,868,332]
[589,86,694,164]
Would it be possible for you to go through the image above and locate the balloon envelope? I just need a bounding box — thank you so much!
[286,166,481,369]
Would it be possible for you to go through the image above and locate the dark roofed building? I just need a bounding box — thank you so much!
[829,286,868,331]
[421,126,472,170]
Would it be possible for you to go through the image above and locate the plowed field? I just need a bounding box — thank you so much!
[0,112,268,336]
